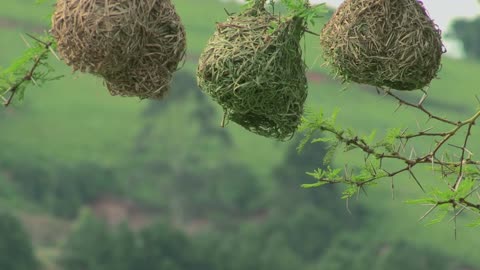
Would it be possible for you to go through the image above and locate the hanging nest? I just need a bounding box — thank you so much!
[104,62,173,100]
[197,1,308,140]
[320,0,444,91]
[51,0,186,98]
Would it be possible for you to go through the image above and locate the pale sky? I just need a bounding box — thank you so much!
[227,0,480,58]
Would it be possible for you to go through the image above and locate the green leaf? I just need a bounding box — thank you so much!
[467,218,480,227]
[341,185,357,199]
[425,206,449,226]
[301,182,327,189]
[363,130,377,145]
[311,137,333,144]
[405,198,437,205]
[454,178,476,199]
[306,168,325,180]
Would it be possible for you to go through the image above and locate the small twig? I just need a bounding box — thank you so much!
[224,8,233,16]
[221,110,229,128]
[453,120,477,191]
[385,90,459,126]
[408,168,425,192]
[304,28,320,36]
[419,203,438,221]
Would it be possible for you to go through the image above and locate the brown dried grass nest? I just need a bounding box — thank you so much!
[320,0,445,90]
[197,1,308,140]
[103,62,173,99]
[51,0,186,99]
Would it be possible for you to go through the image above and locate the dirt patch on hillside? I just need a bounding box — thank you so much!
[18,213,70,247]
[90,195,163,230]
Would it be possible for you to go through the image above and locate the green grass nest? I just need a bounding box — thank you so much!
[51,0,186,99]
[320,0,444,91]
[197,2,308,140]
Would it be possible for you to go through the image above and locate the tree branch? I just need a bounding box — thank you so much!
[1,36,54,107]
[302,88,480,225]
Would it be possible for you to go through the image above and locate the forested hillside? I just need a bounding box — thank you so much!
[0,0,479,269]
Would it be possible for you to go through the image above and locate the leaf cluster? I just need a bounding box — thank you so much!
[0,35,61,106]
[244,0,328,27]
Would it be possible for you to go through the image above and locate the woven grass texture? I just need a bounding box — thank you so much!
[51,0,186,99]
[197,1,308,140]
[320,0,444,91]
[103,62,173,100]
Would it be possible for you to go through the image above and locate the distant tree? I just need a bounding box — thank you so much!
[258,232,304,270]
[137,71,232,154]
[202,224,306,270]
[272,138,366,222]
[134,222,200,270]
[318,232,475,270]
[51,163,114,218]
[59,209,116,270]
[450,17,480,59]
[110,223,136,270]
[7,162,52,203]
[265,138,368,262]
[279,205,340,260]
[204,163,265,214]
[5,161,115,218]
[272,137,334,206]
[170,162,266,221]
[60,214,213,270]
[0,211,38,270]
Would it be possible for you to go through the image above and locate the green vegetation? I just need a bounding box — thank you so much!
[0,211,38,270]
[320,232,472,270]
[0,0,480,269]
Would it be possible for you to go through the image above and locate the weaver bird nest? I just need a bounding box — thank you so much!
[51,0,186,99]
[197,2,308,140]
[320,0,444,91]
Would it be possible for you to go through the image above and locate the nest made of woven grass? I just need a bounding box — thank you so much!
[104,62,173,100]
[197,1,308,140]
[52,0,186,99]
[320,0,444,91]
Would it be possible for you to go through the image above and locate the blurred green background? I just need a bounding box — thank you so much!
[0,1,479,269]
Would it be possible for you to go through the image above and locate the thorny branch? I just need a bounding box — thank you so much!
[302,88,480,226]
[1,34,56,107]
